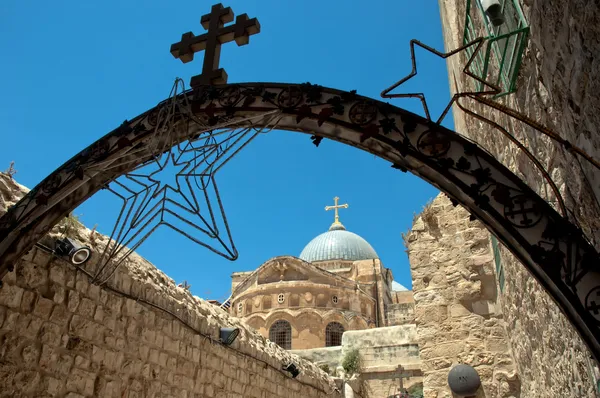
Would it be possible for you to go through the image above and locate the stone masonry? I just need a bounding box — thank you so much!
[438,0,600,395]
[0,173,342,398]
[407,193,519,398]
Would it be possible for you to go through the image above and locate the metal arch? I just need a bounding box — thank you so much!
[0,82,599,361]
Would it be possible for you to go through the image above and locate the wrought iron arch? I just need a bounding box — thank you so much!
[269,320,292,350]
[325,322,345,347]
[0,82,599,360]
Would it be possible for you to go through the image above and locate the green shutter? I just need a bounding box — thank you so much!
[491,235,505,292]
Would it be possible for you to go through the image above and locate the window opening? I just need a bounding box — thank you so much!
[269,320,292,349]
[325,322,345,347]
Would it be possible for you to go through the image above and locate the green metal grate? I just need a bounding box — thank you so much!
[491,235,505,292]
[463,0,529,97]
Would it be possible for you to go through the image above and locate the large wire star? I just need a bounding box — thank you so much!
[381,37,501,124]
[90,123,270,284]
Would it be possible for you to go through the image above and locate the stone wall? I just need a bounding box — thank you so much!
[292,325,423,398]
[342,326,423,397]
[493,240,600,397]
[407,193,519,398]
[0,174,342,398]
[438,0,600,396]
[290,347,342,374]
[385,291,415,326]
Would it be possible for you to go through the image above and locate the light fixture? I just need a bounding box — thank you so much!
[481,0,505,27]
[282,363,300,378]
[55,237,92,265]
[219,327,240,346]
[447,364,481,397]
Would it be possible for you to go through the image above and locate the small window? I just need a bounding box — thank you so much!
[325,322,344,347]
[277,294,285,304]
[269,320,292,350]
[332,295,339,304]
[237,302,243,313]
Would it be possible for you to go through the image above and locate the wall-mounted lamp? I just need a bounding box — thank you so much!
[448,364,481,397]
[54,237,92,265]
[481,0,505,26]
[282,363,300,378]
[219,327,240,346]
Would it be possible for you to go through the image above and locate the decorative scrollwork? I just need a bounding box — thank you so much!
[348,101,378,126]
[277,86,304,108]
[417,130,451,158]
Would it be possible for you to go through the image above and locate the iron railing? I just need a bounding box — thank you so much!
[463,0,529,97]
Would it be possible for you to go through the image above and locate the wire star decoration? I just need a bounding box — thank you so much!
[89,80,282,283]
[380,37,600,220]
[381,37,501,124]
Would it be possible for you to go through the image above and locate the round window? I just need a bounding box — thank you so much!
[278,294,285,304]
[332,295,339,304]
[237,302,243,312]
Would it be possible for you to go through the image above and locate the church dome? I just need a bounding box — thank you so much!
[299,223,379,262]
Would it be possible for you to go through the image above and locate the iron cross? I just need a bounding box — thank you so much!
[396,365,411,393]
[170,3,260,87]
[325,196,349,225]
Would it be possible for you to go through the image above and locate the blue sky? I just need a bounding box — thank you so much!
[1,1,453,301]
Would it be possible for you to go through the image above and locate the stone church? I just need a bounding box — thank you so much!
[227,197,415,350]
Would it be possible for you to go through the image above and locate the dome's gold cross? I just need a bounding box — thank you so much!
[170,3,261,88]
[325,196,348,226]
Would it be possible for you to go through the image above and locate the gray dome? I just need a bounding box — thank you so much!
[299,224,378,262]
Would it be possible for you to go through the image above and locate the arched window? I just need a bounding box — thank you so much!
[269,320,292,349]
[325,322,345,347]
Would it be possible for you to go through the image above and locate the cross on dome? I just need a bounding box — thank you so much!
[325,196,348,231]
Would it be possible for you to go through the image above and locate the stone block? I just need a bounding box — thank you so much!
[40,322,62,346]
[486,338,509,353]
[77,297,96,319]
[39,345,74,376]
[472,300,496,316]
[0,283,24,309]
[74,273,90,294]
[22,342,41,364]
[34,296,55,320]
[20,290,36,312]
[45,375,64,396]
[415,304,448,324]
[87,283,101,301]
[52,283,67,305]
[50,304,71,326]
[49,265,65,285]
[21,315,44,340]
[66,368,97,396]
[13,370,41,394]
[449,303,472,318]
[74,355,90,370]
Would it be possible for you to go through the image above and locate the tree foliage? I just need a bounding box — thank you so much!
[341,348,361,375]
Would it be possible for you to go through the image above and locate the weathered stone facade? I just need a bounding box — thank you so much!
[230,258,377,350]
[292,325,423,398]
[438,0,600,396]
[408,193,519,398]
[226,216,421,397]
[229,256,416,350]
[0,174,343,398]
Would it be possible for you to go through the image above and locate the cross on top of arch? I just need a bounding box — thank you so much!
[170,3,261,88]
